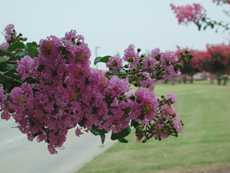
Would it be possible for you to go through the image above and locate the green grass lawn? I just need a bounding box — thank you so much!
[78,83,230,173]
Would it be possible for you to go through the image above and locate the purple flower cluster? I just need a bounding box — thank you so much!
[107,46,181,89]
[135,95,183,142]
[105,76,129,98]
[160,51,180,80]
[4,24,15,42]
[134,88,158,123]
[0,25,183,154]
[0,42,9,50]
[106,56,122,70]
[17,56,37,80]
[123,44,139,62]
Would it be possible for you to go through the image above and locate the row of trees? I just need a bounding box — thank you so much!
[171,0,230,85]
[177,44,230,85]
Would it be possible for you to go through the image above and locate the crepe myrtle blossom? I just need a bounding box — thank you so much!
[105,46,181,89]
[64,29,77,41]
[170,3,205,24]
[123,44,139,62]
[0,42,9,50]
[143,56,157,71]
[106,56,123,70]
[17,56,37,80]
[4,24,15,42]
[150,48,161,58]
[167,93,177,103]
[135,95,182,142]
[0,87,10,120]
[105,76,129,98]
[139,72,155,89]
[0,25,183,154]
[134,87,158,123]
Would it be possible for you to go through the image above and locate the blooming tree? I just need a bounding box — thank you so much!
[176,48,206,83]
[171,1,230,32]
[206,44,230,84]
[171,1,230,85]
[0,25,183,154]
[177,45,230,85]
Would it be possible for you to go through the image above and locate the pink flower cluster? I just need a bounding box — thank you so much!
[0,42,9,50]
[0,25,183,154]
[191,50,212,71]
[170,3,205,24]
[123,44,139,62]
[4,24,15,42]
[135,94,183,142]
[108,45,181,89]
[106,56,122,71]
[0,24,15,50]
[16,56,38,80]
[207,44,230,65]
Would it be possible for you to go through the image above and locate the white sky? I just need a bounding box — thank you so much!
[0,0,229,58]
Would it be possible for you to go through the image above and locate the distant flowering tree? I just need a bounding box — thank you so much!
[0,25,183,154]
[171,1,230,32]
[206,44,230,84]
[171,1,230,85]
[176,49,196,83]
[177,45,230,85]
[170,3,205,25]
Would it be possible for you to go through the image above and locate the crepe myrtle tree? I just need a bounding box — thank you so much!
[170,1,230,32]
[171,1,230,85]
[176,48,212,84]
[176,45,230,85]
[206,44,230,85]
[175,49,195,83]
[0,25,183,154]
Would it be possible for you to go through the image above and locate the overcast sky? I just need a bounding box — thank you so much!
[0,0,229,58]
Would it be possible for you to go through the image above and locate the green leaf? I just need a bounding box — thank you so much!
[175,63,183,70]
[195,22,202,31]
[90,126,107,136]
[15,51,26,59]
[111,127,131,140]
[26,42,38,57]
[90,126,107,144]
[9,41,25,52]
[0,56,10,64]
[131,120,139,128]
[118,138,128,143]
[94,56,111,65]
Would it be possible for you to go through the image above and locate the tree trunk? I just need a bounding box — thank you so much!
[190,75,194,84]
[223,75,228,86]
[183,75,187,84]
[217,75,222,85]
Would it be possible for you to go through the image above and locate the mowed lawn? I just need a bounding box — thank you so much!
[78,83,230,173]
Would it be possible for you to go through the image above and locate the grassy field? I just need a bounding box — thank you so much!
[78,83,230,173]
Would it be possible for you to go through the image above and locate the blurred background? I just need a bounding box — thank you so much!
[0,0,230,173]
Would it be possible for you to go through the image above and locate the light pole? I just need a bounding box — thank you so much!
[95,46,100,69]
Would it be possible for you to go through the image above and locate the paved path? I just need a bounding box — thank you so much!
[0,120,114,173]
